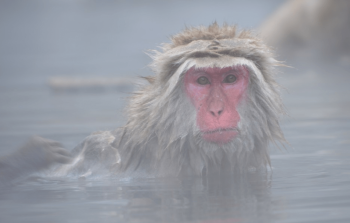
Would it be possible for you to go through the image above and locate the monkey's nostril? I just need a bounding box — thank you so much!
[210,110,223,117]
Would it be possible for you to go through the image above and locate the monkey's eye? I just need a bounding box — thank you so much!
[224,75,237,83]
[197,76,210,85]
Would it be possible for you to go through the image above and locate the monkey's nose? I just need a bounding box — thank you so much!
[209,101,224,117]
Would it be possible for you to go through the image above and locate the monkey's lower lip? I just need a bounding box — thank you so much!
[202,128,238,134]
[202,128,238,143]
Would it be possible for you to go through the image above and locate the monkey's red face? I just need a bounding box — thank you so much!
[184,65,249,144]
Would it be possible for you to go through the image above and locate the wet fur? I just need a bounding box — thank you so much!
[55,23,286,178]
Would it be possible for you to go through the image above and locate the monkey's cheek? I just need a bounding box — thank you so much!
[202,131,238,144]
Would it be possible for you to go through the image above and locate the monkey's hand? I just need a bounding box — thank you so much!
[0,136,72,182]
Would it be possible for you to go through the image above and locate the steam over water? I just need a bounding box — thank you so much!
[1,1,350,222]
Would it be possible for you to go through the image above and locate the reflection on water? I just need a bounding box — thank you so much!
[1,173,274,223]
[1,0,350,222]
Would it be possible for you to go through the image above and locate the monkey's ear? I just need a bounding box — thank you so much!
[141,76,156,84]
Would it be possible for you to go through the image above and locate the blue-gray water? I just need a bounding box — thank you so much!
[1,1,350,222]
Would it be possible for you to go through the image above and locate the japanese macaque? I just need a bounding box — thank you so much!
[0,23,285,180]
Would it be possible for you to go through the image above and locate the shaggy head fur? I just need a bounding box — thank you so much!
[116,23,285,177]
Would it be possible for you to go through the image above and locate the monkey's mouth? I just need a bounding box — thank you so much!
[202,128,238,143]
[203,128,237,134]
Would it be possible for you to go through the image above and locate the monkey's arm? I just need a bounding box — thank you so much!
[52,131,121,177]
[0,136,72,183]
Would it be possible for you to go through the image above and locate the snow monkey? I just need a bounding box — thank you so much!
[0,23,285,181]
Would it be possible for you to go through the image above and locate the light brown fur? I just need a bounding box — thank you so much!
[260,0,350,64]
